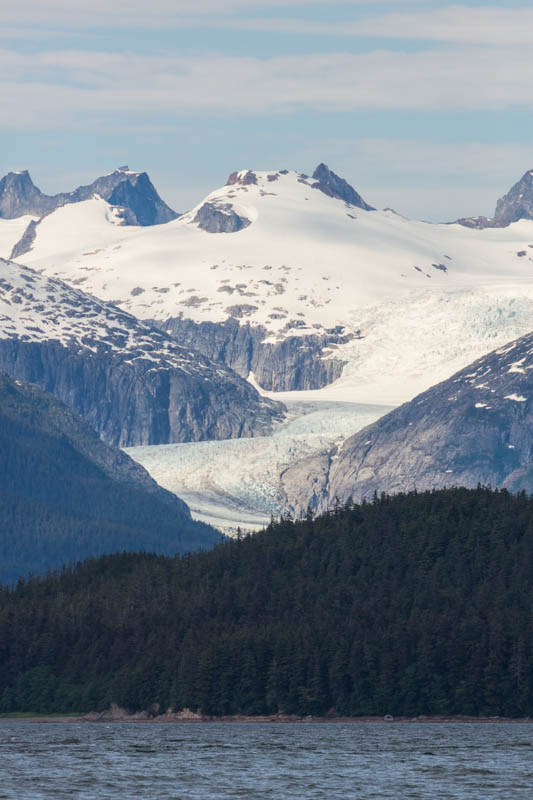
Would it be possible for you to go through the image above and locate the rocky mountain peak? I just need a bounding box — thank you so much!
[456,167,533,229]
[311,163,375,211]
[0,170,54,219]
[0,167,178,226]
[493,168,533,227]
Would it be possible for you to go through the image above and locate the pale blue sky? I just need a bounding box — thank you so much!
[2,0,532,220]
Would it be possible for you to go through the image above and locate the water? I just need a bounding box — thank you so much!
[2,721,533,799]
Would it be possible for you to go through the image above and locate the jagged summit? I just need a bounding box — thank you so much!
[494,168,533,227]
[457,167,533,229]
[311,163,375,210]
[0,171,55,219]
[0,167,178,226]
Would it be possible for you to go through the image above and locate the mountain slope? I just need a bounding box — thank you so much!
[0,370,220,584]
[0,257,283,446]
[0,167,177,226]
[13,164,533,401]
[323,331,533,506]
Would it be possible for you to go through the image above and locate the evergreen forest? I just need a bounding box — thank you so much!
[0,370,220,584]
[2,487,533,718]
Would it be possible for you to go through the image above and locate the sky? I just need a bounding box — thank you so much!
[1,0,532,221]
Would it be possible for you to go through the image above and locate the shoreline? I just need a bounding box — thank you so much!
[3,710,533,724]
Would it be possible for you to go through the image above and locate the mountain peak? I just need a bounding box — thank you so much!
[493,168,533,227]
[456,167,533,229]
[0,170,50,219]
[0,168,178,226]
[311,163,375,210]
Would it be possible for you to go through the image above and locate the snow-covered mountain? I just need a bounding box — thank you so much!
[0,257,283,446]
[6,163,533,404]
[0,166,177,227]
[3,161,533,533]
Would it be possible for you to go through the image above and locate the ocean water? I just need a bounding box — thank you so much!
[2,721,533,799]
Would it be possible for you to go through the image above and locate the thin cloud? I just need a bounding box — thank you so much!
[1,0,430,28]
[1,47,532,129]
[210,6,533,45]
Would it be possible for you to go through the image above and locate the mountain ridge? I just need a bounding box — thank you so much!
[0,167,178,226]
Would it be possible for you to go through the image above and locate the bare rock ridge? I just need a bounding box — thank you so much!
[311,163,375,211]
[0,258,284,447]
[10,219,39,260]
[457,168,533,229]
[0,167,178,225]
[320,331,533,508]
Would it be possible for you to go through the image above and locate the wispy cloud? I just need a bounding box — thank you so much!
[210,5,533,45]
[1,0,430,28]
[1,45,532,130]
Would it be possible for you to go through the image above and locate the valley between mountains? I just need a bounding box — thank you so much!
[3,162,533,540]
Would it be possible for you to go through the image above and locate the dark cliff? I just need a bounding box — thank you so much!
[0,259,284,446]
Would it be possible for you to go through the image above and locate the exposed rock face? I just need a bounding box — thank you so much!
[311,163,375,210]
[456,168,533,229]
[193,202,251,233]
[0,259,284,446]
[10,219,38,260]
[494,169,533,226]
[0,167,178,225]
[226,170,258,186]
[0,171,56,218]
[322,332,533,507]
[160,316,352,391]
[454,215,494,230]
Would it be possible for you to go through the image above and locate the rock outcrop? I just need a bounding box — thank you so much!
[0,167,177,225]
[321,331,533,507]
[193,202,251,233]
[311,163,375,210]
[0,259,284,446]
[160,316,353,391]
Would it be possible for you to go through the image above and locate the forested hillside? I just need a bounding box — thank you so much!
[2,487,533,718]
[0,371,220,584]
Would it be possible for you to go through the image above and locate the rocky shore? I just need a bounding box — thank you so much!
[6,706,533,724]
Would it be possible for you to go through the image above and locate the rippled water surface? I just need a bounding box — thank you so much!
[2,721,533,799]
